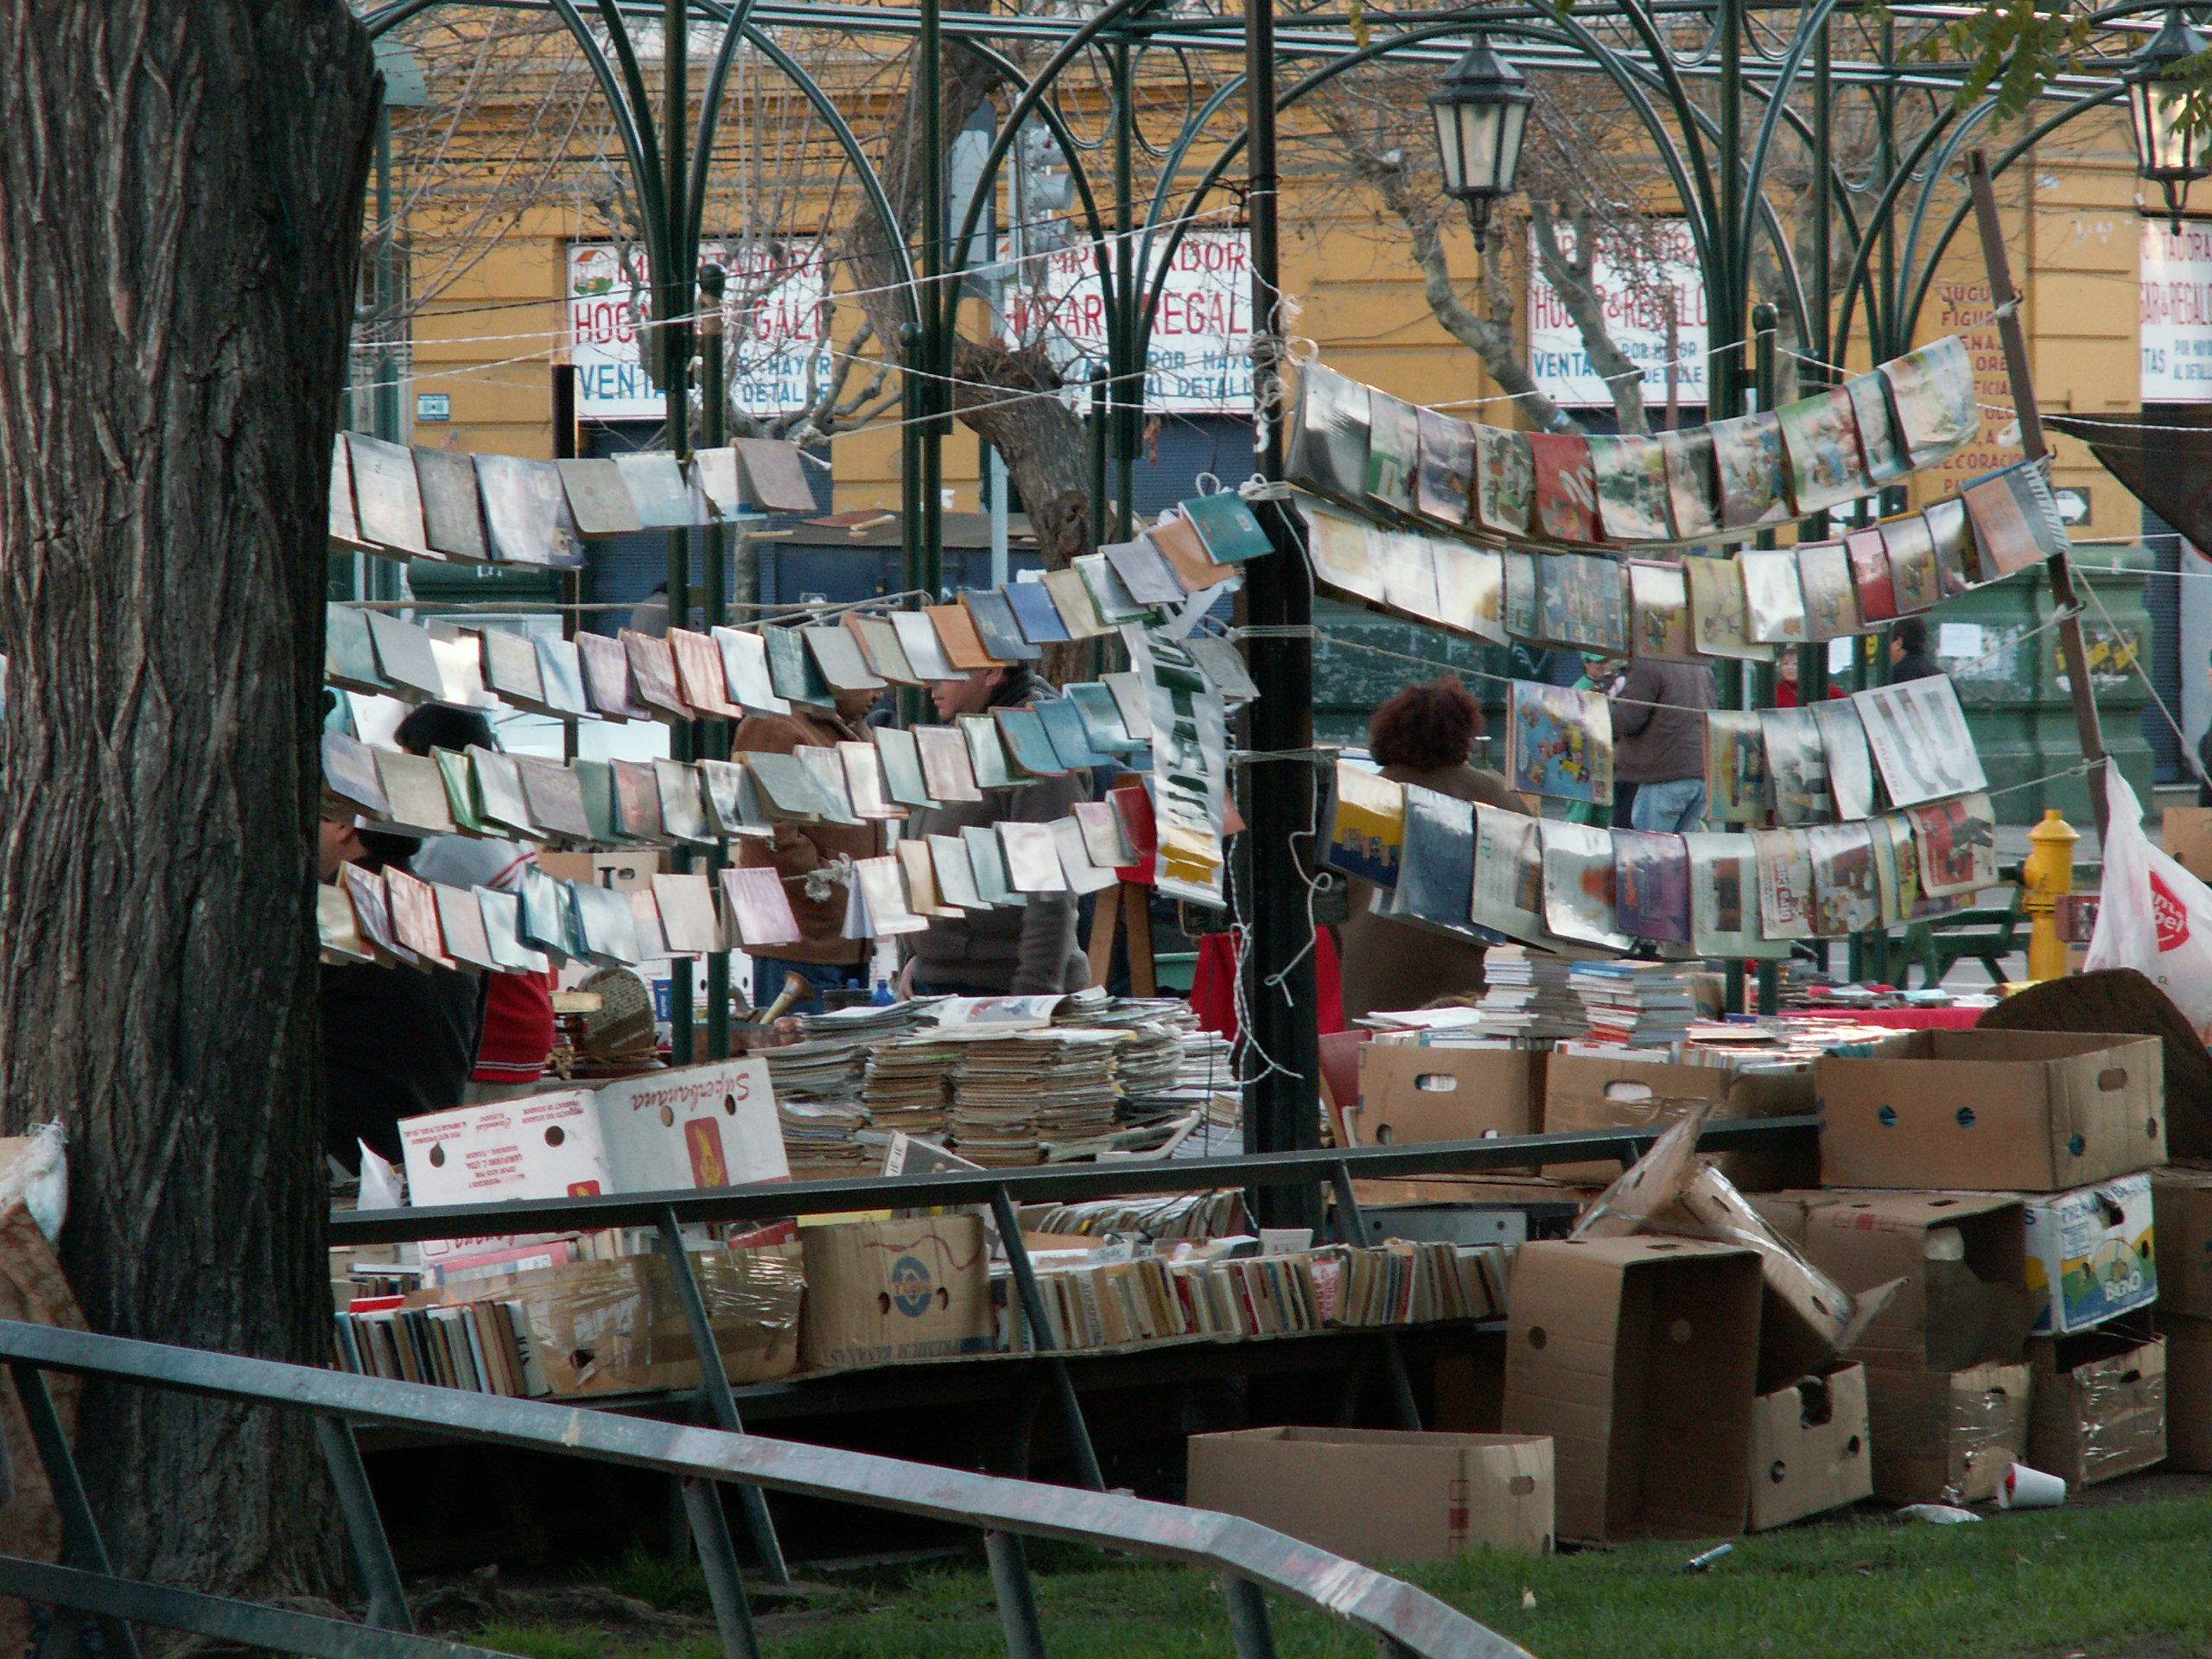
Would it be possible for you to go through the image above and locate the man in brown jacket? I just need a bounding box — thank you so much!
[901,663,1090,995]
[732,688,885,1013]
[1608,658,1714,833]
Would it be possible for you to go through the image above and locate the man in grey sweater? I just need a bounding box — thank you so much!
[1608,658,1715,832]
[900,663,1090,995]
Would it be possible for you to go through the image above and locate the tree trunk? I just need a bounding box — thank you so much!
[1529,202,1649,435]
[0,0,377,1599]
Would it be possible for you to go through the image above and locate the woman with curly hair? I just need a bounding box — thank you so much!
[1338,676,1525,1020]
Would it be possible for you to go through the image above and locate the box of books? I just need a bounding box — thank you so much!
[582,1057,789,1194]
[1541,1052,1816,1190]
[2021,1174,2156,1335]
[1813,1030,2164,1192]
[1186,1427,1554,1562]
[1348,1046,1538,1150]
[362,1235,804,1397]
[801,1216,995,1371]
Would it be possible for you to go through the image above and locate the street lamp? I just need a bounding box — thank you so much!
[1427,39,1534,232]
[2128,10,2212,235]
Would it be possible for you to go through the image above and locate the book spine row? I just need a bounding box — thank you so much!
[993,1243,1510,1354]
[332,1301,550,1398]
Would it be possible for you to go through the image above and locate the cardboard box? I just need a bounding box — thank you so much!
[2027,1321,2165,1486]
[1185,1427,1553,1562]
[414,1240,804,1396]
[582,1058,790,1193]
[400,1090,612,1205]
[2159,1313,2212,1471]
[2164,807,2212,881]
[1541,1054,1817,1189]
[2022,1175,2156,1335]
[800,1215,994,1371]
[2152,1166,2212,1319]
[1349,1046,1538,1149]
[1503,1237,1762,1541]
[1814,1030,2165,1192]
[1753,1191,2040,1373]
[1865,1363,2032,1504]
[1749,1363,1872,1530]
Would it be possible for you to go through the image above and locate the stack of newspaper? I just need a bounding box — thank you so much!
[1471,947,1584,1040]
[1568,960,1699,1048]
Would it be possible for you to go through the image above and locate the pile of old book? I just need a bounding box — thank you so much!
[996,1237,1508,1353]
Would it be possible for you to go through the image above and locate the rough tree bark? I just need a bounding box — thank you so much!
[0,0,377,1597]
[1529,201,1651,435]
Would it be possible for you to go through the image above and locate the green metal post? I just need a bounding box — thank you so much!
[1113,40,1138,543]
[920,0,948,596]
[665,0,697,1067]
[1753,303,1783,1016]
[700,264,732,1059]
[1238,0,1321,1226]
[1711,0,1744,429]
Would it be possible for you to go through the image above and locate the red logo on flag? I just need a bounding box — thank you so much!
[2152,871,2190,951]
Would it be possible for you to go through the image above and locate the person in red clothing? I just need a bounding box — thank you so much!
[394,703,557,1100]
[1772,652,1847,708]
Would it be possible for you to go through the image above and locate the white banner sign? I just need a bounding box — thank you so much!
[1527,221,1707,410]
[568,240,833,420]
[2141,219,2212,402]
[1001,228,1255,414]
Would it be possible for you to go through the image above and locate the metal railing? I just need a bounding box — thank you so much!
[326,1118,1819,1583]
[0,1319,1537,1659]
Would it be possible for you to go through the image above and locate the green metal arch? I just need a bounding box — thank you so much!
[1899,83,2128,346]
[1134,13,1720,356]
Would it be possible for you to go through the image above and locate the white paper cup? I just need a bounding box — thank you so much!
[1997,1463,2066,1510]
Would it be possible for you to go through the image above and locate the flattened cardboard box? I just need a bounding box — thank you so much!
[2152,1165,2212,1319]
[1751,1190,2040,1373]
[1351,1046,1539,1151]
[1542,1053,1817,1189]
[2027,1320,2165,1486]
[2022,1174,2155,1335]
[1814,1029,2164,1192]
[2160,1313,2212,1471]
[1503,1236,1762,1542]
[413,1241,803,1397]
[1864,1362,2031,1504]
[1750,1362,1872,1531]
[801,1215,994,1371]
[1185,1427,1554,1563]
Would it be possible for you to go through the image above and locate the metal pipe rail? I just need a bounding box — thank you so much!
[0,1319,1535,1659]
[328,1116,1818,1245]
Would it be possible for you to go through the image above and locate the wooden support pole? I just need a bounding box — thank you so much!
[1966,149,2110,842]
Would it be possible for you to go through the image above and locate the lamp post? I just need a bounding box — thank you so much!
[1427,40,1535,232]
[2129,10,2212,235]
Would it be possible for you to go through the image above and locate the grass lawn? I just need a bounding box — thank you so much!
[472,1480,2212,1659]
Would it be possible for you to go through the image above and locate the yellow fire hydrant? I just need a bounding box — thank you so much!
[2023,808,2080,982]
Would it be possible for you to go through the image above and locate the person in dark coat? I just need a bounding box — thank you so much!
[321,820,482,1173]
[1890,617,1943,683]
